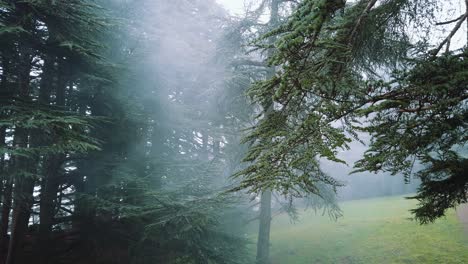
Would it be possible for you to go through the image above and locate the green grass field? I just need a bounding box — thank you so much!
[254,195,468,264]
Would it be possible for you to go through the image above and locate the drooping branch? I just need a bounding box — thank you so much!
[230,59,266,67]
[348,0,379,45]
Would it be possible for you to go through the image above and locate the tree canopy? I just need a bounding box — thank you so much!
[0,0,252,263]
[235,0,467,223]
[0,0,466,263]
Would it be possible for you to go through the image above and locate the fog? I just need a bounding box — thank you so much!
[0,0,466,263]
[137,0,420,202]
[120,1,465,262]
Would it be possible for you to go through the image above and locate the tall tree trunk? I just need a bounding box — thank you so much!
[0,128,11,263]
[6,129,35,264]
[213,138,220,158]
[38,159,61,263]
[256,1,279,263]
[6,5,35,263]
[0,178,12,263]
[38,58,67,264]
[256,190,272,264]
[0,121,7,261]
[72,82,87,231]
[201,130,209,160]
[0,48,12,263]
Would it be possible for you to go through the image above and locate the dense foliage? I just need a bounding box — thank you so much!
[0,0,251,263]
[237,0,467,223]
[0,0,465,263]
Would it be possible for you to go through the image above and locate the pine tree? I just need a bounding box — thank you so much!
[235,0,467,224]
[222,1,343,263]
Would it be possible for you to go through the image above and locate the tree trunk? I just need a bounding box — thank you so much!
[256,1,279,263]
[213,139,220,158]
[5,5,35,262]
[38,57,67,264]
[201,130,209,160]
[256,190,272,264]
[0,133,8,264]
[0,178,12,263]
[6,178,34,264]
[38,159,61,263]
[0,53,11,263]
[6,129,35,264]
[0,127,11,263]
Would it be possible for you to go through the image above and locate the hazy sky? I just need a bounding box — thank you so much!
[216,0,245,14]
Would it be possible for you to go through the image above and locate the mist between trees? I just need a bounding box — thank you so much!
[0,0,466,263]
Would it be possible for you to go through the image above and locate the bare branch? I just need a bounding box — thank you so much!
[435,14,464,25]
[431,12,468,56]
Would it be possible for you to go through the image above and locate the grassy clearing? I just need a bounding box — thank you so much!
[255,195,468,264]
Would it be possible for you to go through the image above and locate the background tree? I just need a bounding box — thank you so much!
[0,0,252,263]
[222,1,343,263]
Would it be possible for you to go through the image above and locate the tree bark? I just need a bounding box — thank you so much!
[0,44,12,263]
[6,129,35,264]
[5,4,35,263]
[38,57,66,264]
[0,178,12,263]
[0,126,11,263]
[256,1,279,263]
[201,130,209,160]
[256,190,272,264]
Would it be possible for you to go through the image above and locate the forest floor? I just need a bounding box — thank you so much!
[253,195,468,264]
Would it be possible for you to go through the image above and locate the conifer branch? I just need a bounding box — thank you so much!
[348,0,379,46]
[431,12,468,56]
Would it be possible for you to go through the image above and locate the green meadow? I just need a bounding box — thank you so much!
[251,196,468,264]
